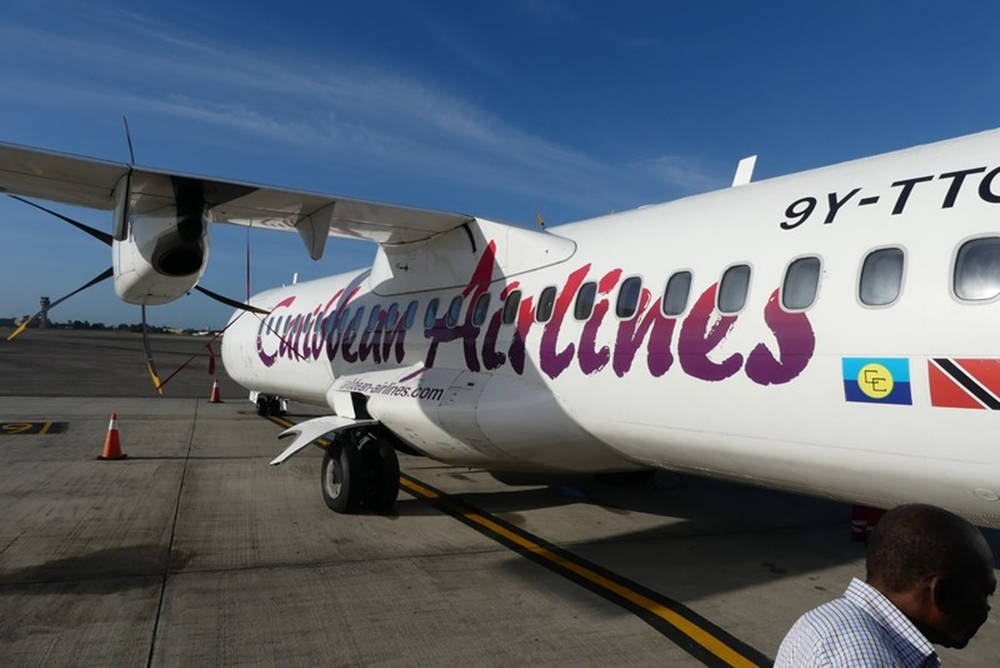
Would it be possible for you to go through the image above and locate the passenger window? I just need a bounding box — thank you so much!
[472,293,490,325]
[782,257,821,310]
[446,296,463,326]
[502,290,521,325]
[662,271,692,316]
[385,303,399,328]
[859,248,904,306]
[536,286,557,322]
[367,307,381,330]
[424,298,439,328]
[955,237,1000,301]
[403,301,418,329]
[617,277,642,318]
[575,282,597,320]
[718,264,751,314]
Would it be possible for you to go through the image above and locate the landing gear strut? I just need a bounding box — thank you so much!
[256,393,285,417]
[320,434,400,514]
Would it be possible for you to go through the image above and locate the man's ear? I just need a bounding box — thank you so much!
[931,575,960,614]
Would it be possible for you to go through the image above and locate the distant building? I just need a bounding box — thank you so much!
[39,297,50,329]
[0,317,15,327]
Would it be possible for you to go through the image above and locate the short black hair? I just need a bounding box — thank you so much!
[866,504,988,593]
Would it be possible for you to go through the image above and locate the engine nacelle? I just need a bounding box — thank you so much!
[111,172,211,305]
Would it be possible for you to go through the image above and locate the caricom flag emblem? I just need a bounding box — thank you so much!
[928,358,1000,410]
[842,357,912,405]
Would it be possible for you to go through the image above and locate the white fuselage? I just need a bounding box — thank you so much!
[222,128,1000,527]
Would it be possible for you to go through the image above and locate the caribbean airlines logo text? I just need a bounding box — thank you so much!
[256,241,816,387]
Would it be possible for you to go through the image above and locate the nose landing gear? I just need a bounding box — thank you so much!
[256,393,285,417]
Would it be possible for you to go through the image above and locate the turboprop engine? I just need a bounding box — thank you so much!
[112,173,211,305]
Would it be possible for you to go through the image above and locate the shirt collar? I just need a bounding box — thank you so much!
[844,578,940,668]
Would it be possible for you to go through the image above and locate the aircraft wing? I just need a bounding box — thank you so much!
[0,140,474,255]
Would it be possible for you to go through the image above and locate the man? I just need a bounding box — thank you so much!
[775,504,996,667]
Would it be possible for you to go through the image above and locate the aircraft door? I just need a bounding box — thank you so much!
[437,371,505,460]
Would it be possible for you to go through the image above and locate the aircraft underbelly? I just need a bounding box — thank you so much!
[338,367,634,471]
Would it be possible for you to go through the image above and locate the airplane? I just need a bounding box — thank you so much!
[3,127,1000,525]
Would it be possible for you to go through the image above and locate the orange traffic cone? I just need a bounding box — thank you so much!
[209,379,222,403]
[97,412,127,460]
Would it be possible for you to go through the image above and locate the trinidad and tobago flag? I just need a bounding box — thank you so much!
[928,358,1000,410]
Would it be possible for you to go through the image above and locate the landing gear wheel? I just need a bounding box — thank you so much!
[321,442,364,513]
[270,396,285,417]
[361,438,400,513]
[256,394,285,417]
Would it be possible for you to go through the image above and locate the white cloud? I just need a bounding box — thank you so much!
[0,9,720,218]
[637,154,724,192]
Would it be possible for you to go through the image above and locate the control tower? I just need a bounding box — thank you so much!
[39,296,50,329]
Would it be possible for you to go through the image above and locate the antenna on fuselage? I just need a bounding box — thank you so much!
[122,115,136,165]
[292,272,298,285]
[732,155,757,187]
[535,212,546,230]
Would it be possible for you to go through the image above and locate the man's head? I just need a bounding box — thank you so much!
[866,503,996,648]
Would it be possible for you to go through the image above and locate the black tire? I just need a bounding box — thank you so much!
[321,442,364,513]
[269,396,285,417]
[361,439,400,513]
[597,470,657,486]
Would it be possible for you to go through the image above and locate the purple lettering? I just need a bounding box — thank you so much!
[540,264,590,379]
[678,284,742,382]
[744,289,816,385]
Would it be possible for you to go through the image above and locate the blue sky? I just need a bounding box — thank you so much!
[1,1,997,327]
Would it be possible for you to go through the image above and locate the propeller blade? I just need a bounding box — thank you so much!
[246,224,252,303]
[8,195,113,246]
[195,285,270,315]
[141,305,164,396]
[7,267,113,341]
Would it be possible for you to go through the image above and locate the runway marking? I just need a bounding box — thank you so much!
[0,421,65,434]
[264,415,769,667]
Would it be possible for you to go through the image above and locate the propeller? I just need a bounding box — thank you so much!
[6,266,113,341]
[6,194,271,394]
[7,194,269,315]
[140,305,164,395]
[8,195,113,245]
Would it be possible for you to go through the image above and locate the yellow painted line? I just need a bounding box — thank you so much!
[39,421,52,435]
[1,423,33,434]
[398,476,440,500]
[399,476,754,667]
[264,412,759,666]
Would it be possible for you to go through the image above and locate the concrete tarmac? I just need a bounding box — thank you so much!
[1,330,998,666]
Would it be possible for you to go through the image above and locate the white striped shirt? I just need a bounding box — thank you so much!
[774,578,939,667]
